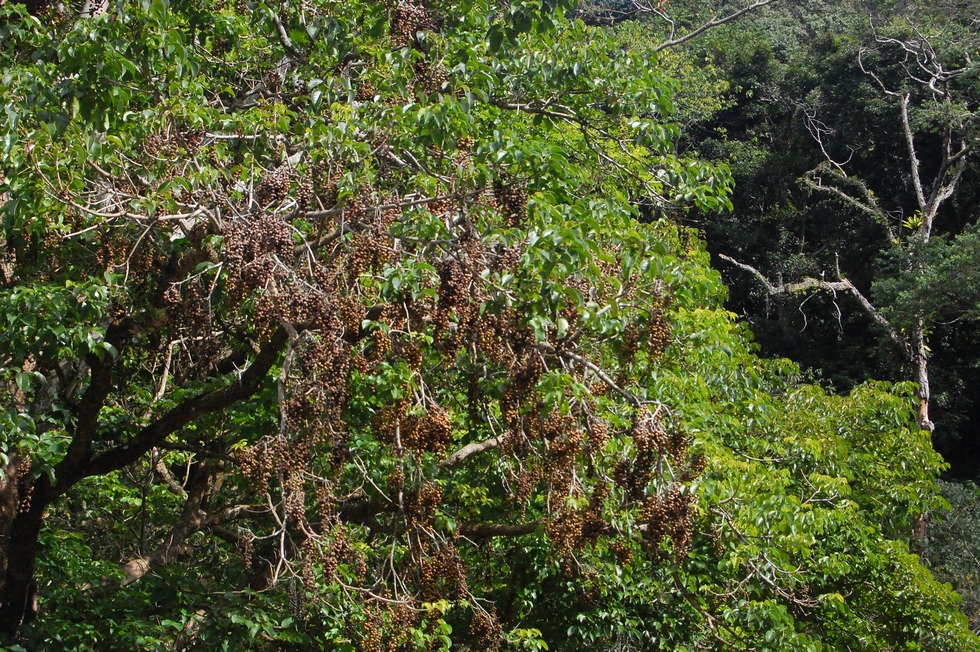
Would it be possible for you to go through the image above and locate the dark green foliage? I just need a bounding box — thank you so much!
[926,480,980,634]
[672,0,980,468]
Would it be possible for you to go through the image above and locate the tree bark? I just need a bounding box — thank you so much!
[912,324,933,432]
[0,478,50,637]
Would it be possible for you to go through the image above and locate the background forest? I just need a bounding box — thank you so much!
[0,0,978,650]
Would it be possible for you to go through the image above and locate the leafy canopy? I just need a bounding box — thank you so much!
[0,0,975,650]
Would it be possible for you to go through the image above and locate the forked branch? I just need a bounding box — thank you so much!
[718,253,907,355]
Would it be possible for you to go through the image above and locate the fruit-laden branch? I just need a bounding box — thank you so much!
[717,253,907,355]
[536,342,642,407]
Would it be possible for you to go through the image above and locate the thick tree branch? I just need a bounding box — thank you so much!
[53,317,135,492]
[117,489,262,586]
[718,254,908,355]
[899,94,929,216]
[264,6,305,60]
[459,520,543,539]
[83,329,289,480]
[120,502,206,586]
[443,434,507,467]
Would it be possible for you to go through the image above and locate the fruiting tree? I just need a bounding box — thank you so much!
[0,0,974,650]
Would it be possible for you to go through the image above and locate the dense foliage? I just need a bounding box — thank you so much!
[672,0,980,470]
[0,0,975,649]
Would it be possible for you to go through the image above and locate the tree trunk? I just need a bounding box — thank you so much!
[912,323,933,433]
[0,480,48,637]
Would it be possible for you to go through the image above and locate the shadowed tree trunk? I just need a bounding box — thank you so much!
[0,328,287,639]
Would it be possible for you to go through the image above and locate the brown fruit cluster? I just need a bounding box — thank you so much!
[434,256,481,351]
[405,482,442,523]
[311,161,342,210]
[399,405,453,455]
[358,603,384,652]
[608,539,634,566]
[384,600,424,651]
[420,540,467,601]
[640,483,694,559]
[499,349,545,434]
[283,469,306,522]
[314,521,355,584]
[346,202,398,277]
[413,59,449,96]
[281,332,353,459]
[615,407,689,502]
[646,305,672,359]
[390,2,441,48]
[386,465,405,495]
[13,456,33,513]
[238,444,272,494]
[469,609,502,651]
[632,407,671,457]
[620,303,672,364]
[492,178,529,227]
[143,131,178,159]
[254,166,292,207]
[178,126,205,155]
[355,78,378,102]
[222,213,294,309]
[512,464,541,517]
[162,278,221,373]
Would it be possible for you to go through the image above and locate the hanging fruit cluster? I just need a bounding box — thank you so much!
[390,1,441,49]
[492,177,529,228]
[197,132,701,644]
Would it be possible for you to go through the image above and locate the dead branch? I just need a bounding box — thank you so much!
[655,0,781,52]
[717,253,907,354]
[800,167,897,243]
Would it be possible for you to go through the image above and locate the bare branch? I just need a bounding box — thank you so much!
[718,254,908,355]
[654,0,781,52]
[897,93,929,216]
[797,102,853,175]
[443,434,507,467]
[801,167,897,243]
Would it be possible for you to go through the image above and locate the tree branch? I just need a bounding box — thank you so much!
[536,342,642,407]
[459,520,543,539]
[801,167,896,243]
[654,0,780,52]
[443,434,507,467]
[718,254,908,355]
[264,6,305,60]
[898,93,928,215]
[84,329,289,480]
[54,317,135,492]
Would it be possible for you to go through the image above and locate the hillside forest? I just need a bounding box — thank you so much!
[1,0,979,649]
